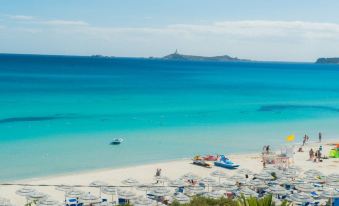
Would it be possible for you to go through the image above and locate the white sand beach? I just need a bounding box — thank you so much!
[1,140,338,205]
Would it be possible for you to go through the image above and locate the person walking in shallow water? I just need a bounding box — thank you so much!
[319,132,322,142]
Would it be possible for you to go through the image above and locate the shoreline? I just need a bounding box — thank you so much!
[4,139,338,184]
[1,139,337,204]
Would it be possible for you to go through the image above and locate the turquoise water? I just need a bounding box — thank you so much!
[1,54,339,181]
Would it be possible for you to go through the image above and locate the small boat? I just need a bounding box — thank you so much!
[110,138,124,145]
[214,155,239,169]
[192,159,212,168]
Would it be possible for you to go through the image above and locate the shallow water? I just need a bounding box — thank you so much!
[1,54,339,181]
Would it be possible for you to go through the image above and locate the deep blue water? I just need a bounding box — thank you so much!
[1,54,339,181]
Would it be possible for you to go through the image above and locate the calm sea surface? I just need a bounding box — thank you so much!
[1,54,339,180]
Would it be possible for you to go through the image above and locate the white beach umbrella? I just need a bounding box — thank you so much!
[102,187,117,203]
[287,193,313,204]
[266,185,288,195]
[291,178,306,185]
[136,184,153,195]
[90,180,108,198]
[237,168,254,176]
[122,178,139,187]
[28,192,47,201]
[276,177,292,185]
[281,170,298,178]
[37,198,62,206]
[0,198,15,206]
[117,190,137,200]
[185,186,205,195]
[66,189,84,197]
[132,196,157,206]
[321,189,339,198]
[181,173,200,181]
[326,173,339,183]
[288,165,302,172]
[210,170,228,183]
[303,175,325,183]
[255,172,275,181]
[295,183,316,192]
[229,175,247,184]
[169,179,188,188]
[200,177,217,192]
[249,179,268,189]
[80,193,100,204]
[16,187,36,197]
[326,181,339,189]
[204,190,225,199]
[304,169,324,177]
[154,176,170,184]
[239,187,258,197]
[173,193,190,204]
[55,185,73,192]
[150,187,171,197]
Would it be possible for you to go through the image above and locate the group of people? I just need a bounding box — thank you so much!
[309,146,323,162]
[302,132,322,146]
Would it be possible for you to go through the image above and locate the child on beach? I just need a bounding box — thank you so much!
[309,148,314,160]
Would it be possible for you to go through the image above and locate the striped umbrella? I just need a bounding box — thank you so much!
[239,187,258,197]
[117,190,137,200]
[249,179,268,189]
[255,172,274,181]
[210,170,228,183]
[122,178,139,187]
[37,199,62,206]
[185,186,205,195]
[304,169,324,177]
[266,185,288,195]
[204,190,225,199]
[55,185,73,192]
[132,196,157,206]
[90,181,108,198]
[150,187,171,197]
[15,187,36,197]
[287,193,313,204]
[66,189,84,197]
[80,193,100,204]
[28,192,47,201]
[237,168,254,176]
[326,173,339,183]
[295,183,316,192]
[102,187,117,203]
[169,179,188,188]
[181,173,200,181]
[173,193,190,204]
[229,175,247,184]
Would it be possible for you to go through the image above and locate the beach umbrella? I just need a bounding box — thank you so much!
[37,199,62,206]
[102,187,117,203]
[295,183,316,192]
[15,187,36,197]
[321,189,339,198]
[66,189,84,197]
[229,175,247,184]
[185,186,205,195]
[132,196,157,206]
[287,193,313,204]
[122,178,139,188]
[326,173,339,183]
[210,170,228,183]
[276,177,292,185]
[281,170,298,178]
[90,180,108,198]
[117,190,137,200]
[288,165,302,172]
[181,173,200,181]
[304,169,324,177]
[255,172,274,181]
[326,181,339,189]
[173,193,190,204]
[291,178,306,185]
[249,179,268,189]
[303,175,325,183]
[55,185,73,192]
[169,179,188,188]
[239,187,258,197]
[237,168,254,176]
[266,185,288,195]
[154,176,170,184]
[150,187,171,197]
[0,198,15,206]
[80,193,100,204]
[28,192,47,201]
[136,184,153,195]
[204,190,224,199]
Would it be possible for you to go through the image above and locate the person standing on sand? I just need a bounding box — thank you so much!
[303,136,306,146]
[319,132,322,142]
[309,149,314,160]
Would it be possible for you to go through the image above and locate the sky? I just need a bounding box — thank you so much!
[1,0,339,61]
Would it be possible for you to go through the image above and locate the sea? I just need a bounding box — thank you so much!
[1,54,339,181]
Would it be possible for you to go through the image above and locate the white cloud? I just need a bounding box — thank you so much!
[2,19,339,61]
[41,20,89,26]
[8,15,35,20]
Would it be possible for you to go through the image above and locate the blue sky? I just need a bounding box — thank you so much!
[1,0,339,61]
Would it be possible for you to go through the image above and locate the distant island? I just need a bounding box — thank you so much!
[315,57,339,64]
[161,50,250,62]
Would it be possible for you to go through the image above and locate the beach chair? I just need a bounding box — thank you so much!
[118,198,127,205]
[66,198,77,206]
[334,198,339,206]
